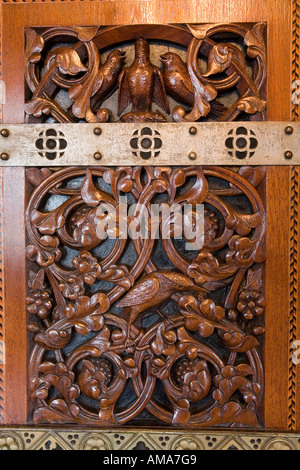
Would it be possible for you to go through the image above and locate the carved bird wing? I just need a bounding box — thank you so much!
[118,68,131,116]
[117,277,160,307]
[177,77,195,103]
[153,66,170,114]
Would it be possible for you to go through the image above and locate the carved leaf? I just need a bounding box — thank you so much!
[225,211,262,236]
[25,28,44,64]
[207,402,258,427]
[31,208,66,235]
[151,323,177,357]
[237,96,267,114]
[188,252,238,284]
[244,22,266,59]
[187,24,215,40]
[100,265,134,291]
[33,399,80,424]
[203,44,233,77]
[26,168,53,187]
[46,47,87,75]
[220,331,259,353]
[28,269,45,290]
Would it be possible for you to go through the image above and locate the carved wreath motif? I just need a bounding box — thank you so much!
[24,23,267,123]
[26,165,266,427]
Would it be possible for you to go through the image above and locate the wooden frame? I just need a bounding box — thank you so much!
[0,0,298,438]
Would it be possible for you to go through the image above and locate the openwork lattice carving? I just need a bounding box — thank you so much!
[24,23,267,124]
[26,165,266,427]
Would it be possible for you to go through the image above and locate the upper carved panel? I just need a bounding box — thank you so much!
[24,23,267,124]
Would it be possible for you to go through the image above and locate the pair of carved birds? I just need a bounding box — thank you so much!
[117,38,224,120]
[90,38,224,120]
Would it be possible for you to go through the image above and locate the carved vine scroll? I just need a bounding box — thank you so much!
[24,23,267,124]
[26,165,266,427]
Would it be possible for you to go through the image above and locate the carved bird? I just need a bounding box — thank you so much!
[118,37,170,118]
[117,271,208,344]
[90,50,126,108]
[160,52,226,119]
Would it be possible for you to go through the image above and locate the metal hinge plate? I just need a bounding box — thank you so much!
[0,122,297,166]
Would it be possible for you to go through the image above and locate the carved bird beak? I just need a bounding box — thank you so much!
[118,50,126,57]
[160,54,168,62]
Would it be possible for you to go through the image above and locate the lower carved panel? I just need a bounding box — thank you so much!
[26,165,266,427]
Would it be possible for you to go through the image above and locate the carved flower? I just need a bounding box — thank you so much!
[78,359,109,400]
[72,251,102,285]
[237,268,265,321]
[182,360,212,403]
[226,236,256,268]
[175,359,212,403]
[71,207,101,250]
[0,434,21,451]
[82,436,110,451]
[58,276,85,300]
[173,438,200,451]
[265,440,293,451]
[237,289,265,321]
[26,290,52,320]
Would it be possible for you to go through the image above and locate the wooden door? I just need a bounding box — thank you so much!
[0,0,299,451]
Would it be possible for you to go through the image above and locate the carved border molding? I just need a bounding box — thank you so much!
[0,428,299,450]
[289,0,300,432]
[0,168,3,424]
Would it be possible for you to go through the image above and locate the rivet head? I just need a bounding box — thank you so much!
[285,126,294,135]
[188,152,197,161]
[0,129,9,138]
[189,126,197,135]
[94,152,102,160]
[284,150,293,160]
[94,127,102,136]
[0,153,9,161]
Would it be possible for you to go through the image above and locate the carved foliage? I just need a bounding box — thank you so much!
[24,23,267,123]
[26,165,266,427]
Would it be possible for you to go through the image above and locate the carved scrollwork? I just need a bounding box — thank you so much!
[24,23,267,123]
[26,165,265,427]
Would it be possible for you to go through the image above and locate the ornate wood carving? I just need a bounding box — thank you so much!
[24,23,267,124]
[26,165,266,427]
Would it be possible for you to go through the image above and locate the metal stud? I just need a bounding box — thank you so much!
[94,152,103,160]
[94,127,102,136]
[188,152,197,161]
[284,150,293,160]
[189,127,197,136]
[0,153,9,161]
[284,126,294,135]
[0,129,9,138]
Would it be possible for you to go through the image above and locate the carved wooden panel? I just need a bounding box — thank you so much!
[0,0,297,440]
[21,22,268,428]
[24,24,267,125]
[25,164,266,427]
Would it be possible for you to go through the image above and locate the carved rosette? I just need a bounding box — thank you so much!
[26,165,266,427]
